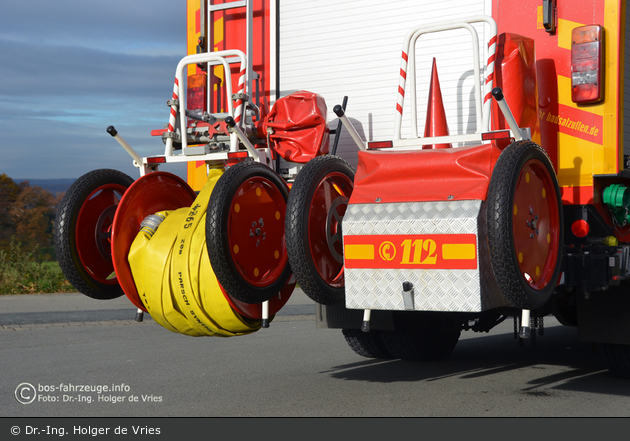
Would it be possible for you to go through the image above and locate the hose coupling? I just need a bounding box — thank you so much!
[140,212,168,238]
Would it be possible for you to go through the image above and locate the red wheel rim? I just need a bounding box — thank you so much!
[512,159,561,290]
[227,176,288,287]
[75,184,127,285]
[308,172,353,287]
[111,172,197,310]
[221,278,295,320]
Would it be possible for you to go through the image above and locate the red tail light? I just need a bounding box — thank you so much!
[187,73,207,125]
[571,25,604,104]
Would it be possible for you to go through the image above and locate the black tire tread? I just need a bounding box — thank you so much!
[342,329,393,359]
[54,169,133,299]
[486,140,563,310]
[380,312,461,361]
[602,343,630,379]
[285,155,354,305]
[206,160,291,304]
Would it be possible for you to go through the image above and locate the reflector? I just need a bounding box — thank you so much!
[482,130,511,140]
[227,150,249,166]
[367,141,393,149]
[146,157,167,164]
[571,219,590,238]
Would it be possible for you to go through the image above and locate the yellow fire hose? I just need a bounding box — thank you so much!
[127,167,262,337]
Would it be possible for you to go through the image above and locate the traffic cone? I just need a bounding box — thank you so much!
[423,58,452,149]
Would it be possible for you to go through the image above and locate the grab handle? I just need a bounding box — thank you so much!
[333,105,366,151]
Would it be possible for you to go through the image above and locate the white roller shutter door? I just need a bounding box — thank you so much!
[276,0,492,168]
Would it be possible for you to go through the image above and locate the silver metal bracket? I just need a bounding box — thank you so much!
[262,300,270,328]
[361,309,371,332]
[232,92,249,102]
[519,309,531,339]
[161,131,180,142]
[402,282,415,311]
[184,145,213,156]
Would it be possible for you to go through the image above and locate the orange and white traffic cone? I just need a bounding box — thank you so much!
[423,58,452,149]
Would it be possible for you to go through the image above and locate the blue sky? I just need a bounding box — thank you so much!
[1,0,188,180]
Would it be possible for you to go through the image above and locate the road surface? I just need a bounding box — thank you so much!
[1,289,629,417]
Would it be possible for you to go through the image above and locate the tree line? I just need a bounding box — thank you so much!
[0,173,63,260]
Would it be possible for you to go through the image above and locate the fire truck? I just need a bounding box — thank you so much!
[54,0,630,378]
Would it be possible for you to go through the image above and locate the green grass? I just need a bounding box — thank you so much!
[0,240,74,294]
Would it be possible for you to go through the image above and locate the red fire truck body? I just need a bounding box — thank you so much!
[54,0,630,378]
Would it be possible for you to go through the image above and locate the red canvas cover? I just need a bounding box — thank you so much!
[263,91,329,163]
[349,143,503,205]
[491,33,540,142]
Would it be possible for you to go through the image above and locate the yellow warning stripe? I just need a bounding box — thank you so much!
[345,244,374,260]
[442,243,476,260]
[557,18,584,51]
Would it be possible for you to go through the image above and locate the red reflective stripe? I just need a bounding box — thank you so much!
[401,51,408,62]
[487,54,496,65]
[174,78,179,86]
[344,234,478,270]
[486,72,494,84]
[484,92,492,103]
[488,36,497,47]
[237,70,246,91]
[396,103,403,114]
[400,68,407,80]
[398,85,405,97]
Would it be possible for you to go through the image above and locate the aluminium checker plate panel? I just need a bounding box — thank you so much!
[343,199,511,312]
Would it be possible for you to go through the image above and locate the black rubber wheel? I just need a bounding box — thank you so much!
[552,292,578,327]
[54,169,134,299]
[206,160,291,303]
[380,312,461,361]
[486,140,563,310]
[602,344,630,379]
[342,329,393,359]
[285,155,354,305]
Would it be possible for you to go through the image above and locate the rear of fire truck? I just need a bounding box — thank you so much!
[53,0,630,379]
[295,0,630,379]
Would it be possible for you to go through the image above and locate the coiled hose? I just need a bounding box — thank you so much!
[127,167,262,336]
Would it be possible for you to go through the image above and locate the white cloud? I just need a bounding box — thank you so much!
[0,0,185,56]
[0,0,187,180]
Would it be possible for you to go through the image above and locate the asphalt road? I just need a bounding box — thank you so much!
[1,289,630,418]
